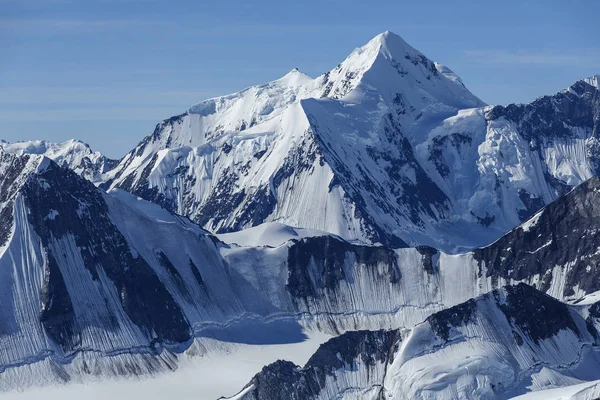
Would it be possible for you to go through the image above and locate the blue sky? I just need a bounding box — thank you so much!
[1,0,598,158]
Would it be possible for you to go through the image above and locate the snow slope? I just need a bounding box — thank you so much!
[104,31,487,250]
[4,151,600,396]
[512,379,600,400]
[101,31,600,252]
[3,331,332,400]
[232,284,600,400]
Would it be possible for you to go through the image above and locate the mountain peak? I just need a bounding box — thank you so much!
[340,30,415,70]
[363,30,413,59]
[320,30,485,107]
[584,74,600,89]
[276,67,312,87]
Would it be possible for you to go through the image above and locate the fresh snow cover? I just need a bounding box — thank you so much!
[216,221,337,247]
[1,32,600,400]
[0,139,115,183]
[584,74,600,89]
[4,152,600,396]
[102,31,600,253]
[232,285,600,400]
[105,31,492,252]
[2,331,331,400]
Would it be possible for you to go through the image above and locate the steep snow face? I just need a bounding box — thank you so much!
[0,154,443,390]
[412,77,600,250]
[104,31,486,249]
[0,139,117,183]
[232,284,600,400]
[5,154,600,392]
[102,31,600,251]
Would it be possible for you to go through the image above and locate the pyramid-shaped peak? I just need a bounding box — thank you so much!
[275,67,313,87]
[368,31,410,48]
[360,30,420,60]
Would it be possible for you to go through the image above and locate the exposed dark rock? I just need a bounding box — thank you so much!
[518,189,545,221]
[416,245,438,274]
[473,177,600,297]
[286,236,399,299]
[23,162,191,348]
[0,153,31,247]
[240,329,401,400]
[40,252,79,350]
[427,298,476,341]
[497,283,581,344]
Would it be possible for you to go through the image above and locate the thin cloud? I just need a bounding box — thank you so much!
[0,18,169,34]
[0,106,184,122]
[463,49,600,67]
[0,86,216,106]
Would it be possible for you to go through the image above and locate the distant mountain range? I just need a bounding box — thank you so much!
[1,31,599,399]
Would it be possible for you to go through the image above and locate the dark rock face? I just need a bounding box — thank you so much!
[428,283,585,346]
[306,329,402,371]
[473,177,600,297]
[193,167,246,229]
[22,162,191,349]
[497,283,581,344]
[517,189,545,221]
[428,132,472,179]
[241,330,401,400]
[222,185,276,233]
[487,79,600,195]
[486,80,598,143]
[415,245,438,274]
[427,298,476,341]
[310,112,445,248]
[286,236,399,299]
[0,153,31,247]
[40,252,79,349]
[586,301,600,341]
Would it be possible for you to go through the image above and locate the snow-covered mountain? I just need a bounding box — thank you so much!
[0,139,117,183]
[230,284,600,400]
[4,139,600,395]
[103,31,486,250]
[0,150,452,389]
[99,31,600,252]
[3,31,600,399]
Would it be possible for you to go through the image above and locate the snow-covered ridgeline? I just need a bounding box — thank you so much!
[3,151,600,393]
[102,31,488,250]
[0,139,116,184]
[3,34,597,255]
[97,31,599,253]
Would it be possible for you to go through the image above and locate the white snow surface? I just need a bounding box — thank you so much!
[102,32,599,253]
[216,221,337,247]
[235,286,600,400]
[104,31,493,252]
[2,152,600,397]
[0,331,331,400]
[511,379,600,400]
[584,75,600,89]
